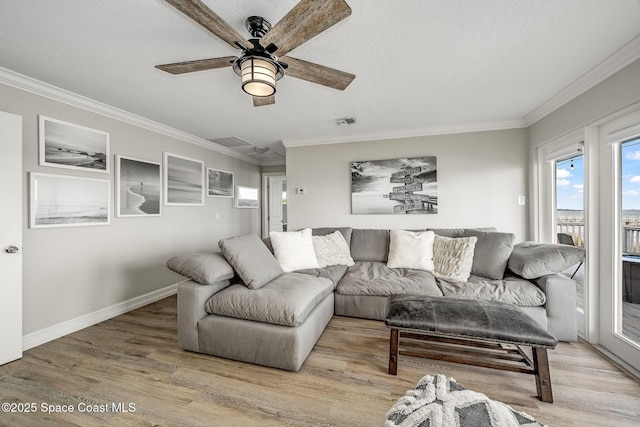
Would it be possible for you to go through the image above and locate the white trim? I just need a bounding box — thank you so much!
[283,119,526,148]
[525,34,640,126]
[0,66,260,165]
[22,282,181,351]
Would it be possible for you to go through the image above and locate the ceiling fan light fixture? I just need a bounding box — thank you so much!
[239,57,280,97]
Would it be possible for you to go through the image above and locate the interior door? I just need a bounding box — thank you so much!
[0,111,23,365]
[268,176,284,232]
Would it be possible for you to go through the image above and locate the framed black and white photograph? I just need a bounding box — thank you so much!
[164,152,205,206]
[235,185,259,208]
[39,116,109,173]
[351,156,438,215]
[116,155,161,217]
[30,172,110,228]
[207,168,234,198]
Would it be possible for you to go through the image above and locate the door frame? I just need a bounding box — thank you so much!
[261,172,286,238]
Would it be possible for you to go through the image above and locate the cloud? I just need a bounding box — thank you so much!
[630,176,640,184]
[556,178,570,187]
[623,190,640,196]
[573,184,583,190]
[626,151,640,160]
[556,168,572,179]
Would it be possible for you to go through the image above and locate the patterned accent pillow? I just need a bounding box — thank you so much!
[312,230,355,268]
[387,229,435,271]
[433,235,478,283]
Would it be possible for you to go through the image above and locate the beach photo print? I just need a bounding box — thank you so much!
[164,152,205,206]
[116,155,161,217]
[30,172,110,228]
[207,168,234,198]
[39,116,109,173]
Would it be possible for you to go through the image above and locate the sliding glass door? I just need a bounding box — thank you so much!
[599,111,640,373]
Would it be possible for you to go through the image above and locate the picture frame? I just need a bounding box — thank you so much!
[39,116,109,173]
[116,155,162,217]
[207,168,234,198]
[30,172,110,228]
[235,185,259,209]
[163,152,205,206]
[351,156,438,215]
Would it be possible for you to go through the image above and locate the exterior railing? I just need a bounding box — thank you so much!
[557,219,640,254]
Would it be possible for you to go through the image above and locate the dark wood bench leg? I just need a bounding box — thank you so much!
[533,347,553,403]
[389,328,399,375]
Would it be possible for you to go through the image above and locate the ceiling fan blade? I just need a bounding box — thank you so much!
[155,56,236,74]
[259,0,351,57]
[281,56,354,90]
[164,0,252,50]
[253,96,275,107]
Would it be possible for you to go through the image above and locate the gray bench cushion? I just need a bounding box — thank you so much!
[350,229,390,262]
[295,264,349,288]
[438,274,546,307]
[337,261,443,297]
[205,272,333,327]
[385,295,558,348]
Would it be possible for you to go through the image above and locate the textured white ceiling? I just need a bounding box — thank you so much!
[1,0,640,164]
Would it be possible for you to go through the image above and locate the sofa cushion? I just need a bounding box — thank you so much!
[432,235,477,283]
[312,230,355,268]
[219,233,283,289]
[205,272,334,327]
[387,229,435,271]
[437,274,546,307]
[429,227,496,238]
[296,264,349,288]
[337,261,443,297]
[463,229,515,280]
[508,241,585,279]
[350,229,390,262]
[166,252,234,285]
[270,228,320,272]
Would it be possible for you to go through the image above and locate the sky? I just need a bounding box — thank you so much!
[556,138,640,211]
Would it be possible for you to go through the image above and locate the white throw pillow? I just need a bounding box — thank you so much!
[312,231,355,268]
[387,230,435,271]
[269,228,320,272]
[432,235,477,282]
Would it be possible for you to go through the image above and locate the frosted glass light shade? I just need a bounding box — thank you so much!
[240,58,276,97]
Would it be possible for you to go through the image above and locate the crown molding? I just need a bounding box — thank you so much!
[525,34,640,126]
[0,67,261,165]
[283,118,527,148]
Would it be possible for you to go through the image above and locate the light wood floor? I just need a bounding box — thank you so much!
[1,296,639,427]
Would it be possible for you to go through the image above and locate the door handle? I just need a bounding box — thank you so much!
[5,245,19,254]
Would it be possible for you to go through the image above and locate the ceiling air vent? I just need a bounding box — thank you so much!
[208,136,251,147]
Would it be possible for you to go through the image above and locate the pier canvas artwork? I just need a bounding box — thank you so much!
[39,116,109,173]
[116,156,161,217]
[30,173,110,228]
[351,156,438,214]
[164,152,204,206]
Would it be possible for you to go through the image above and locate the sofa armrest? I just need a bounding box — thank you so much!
[177,279,230,352]
[534,273,577,342]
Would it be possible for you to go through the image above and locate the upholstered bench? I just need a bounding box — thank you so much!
[385,295,558,402]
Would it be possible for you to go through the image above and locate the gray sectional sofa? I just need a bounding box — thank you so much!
[168,227,584,372]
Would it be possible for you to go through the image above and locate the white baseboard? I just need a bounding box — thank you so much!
[22,282,180,351]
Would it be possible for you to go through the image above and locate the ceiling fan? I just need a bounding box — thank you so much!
[156,0,356,107]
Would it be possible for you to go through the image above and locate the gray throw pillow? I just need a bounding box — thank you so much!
[463,229,515,280]
[219,233,284,289]
[166,252,235,285]
[508,241,585,279]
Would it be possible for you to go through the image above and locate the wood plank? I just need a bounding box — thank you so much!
[0,296,638,426]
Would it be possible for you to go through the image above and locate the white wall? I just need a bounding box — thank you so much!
[286,128,529,241]
[0,82,261,340]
